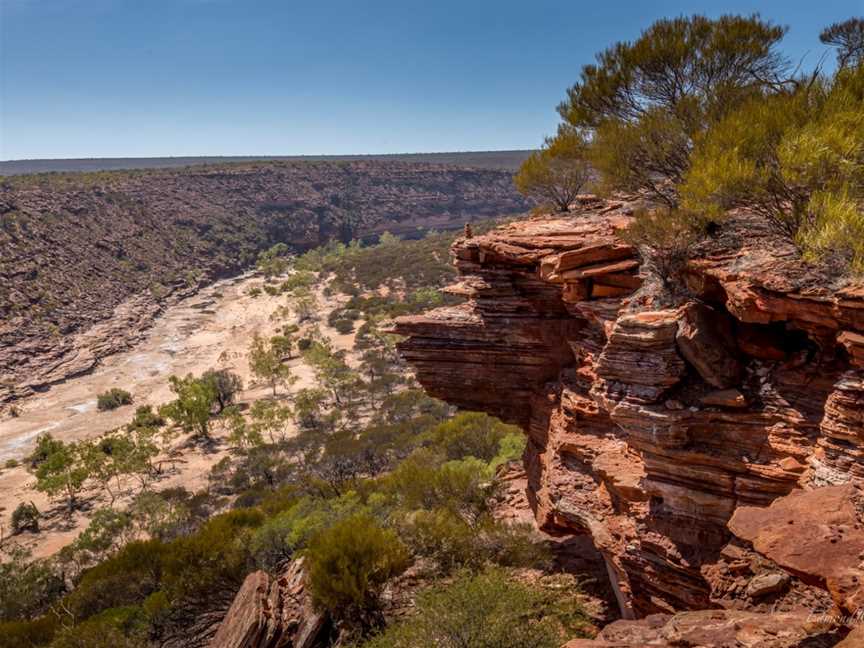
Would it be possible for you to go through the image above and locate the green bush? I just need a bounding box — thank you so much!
[681,64,864,273]
[128,405,164,430]
[0,616,58,648]
[360,568,591,648]
[0,547,65,623]
[383,453,494,522]
[620,208,703,289]
[11,501,40,534]
[332,318,355,334]
[5,459,19,469]
[96,388,133,411]
[426,412,522,464]
[304,514,410,629]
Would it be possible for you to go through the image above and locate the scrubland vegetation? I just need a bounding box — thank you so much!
[0,230,592,647]
[516,14,864,281]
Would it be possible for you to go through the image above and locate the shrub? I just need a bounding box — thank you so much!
[5,458,19,469]
[426,412,521,464]
[11,502,39,534]
[0,546,65,622]
[514,129,592,212]
[332,318,355,334]
[304,514,410,629]
[384,453,493,523]
[128,405,164,430]
[97,388,133,411]
[360,568,591,648]
[681,65,864,273]
[621,208,703,290]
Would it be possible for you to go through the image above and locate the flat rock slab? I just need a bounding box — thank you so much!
[729,484,864,612]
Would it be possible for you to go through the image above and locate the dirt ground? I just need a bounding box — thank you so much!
[0,272,358,558]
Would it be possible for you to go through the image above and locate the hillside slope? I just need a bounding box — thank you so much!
[0,160,530,403]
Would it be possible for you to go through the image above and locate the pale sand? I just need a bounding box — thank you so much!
[0,273,359,558]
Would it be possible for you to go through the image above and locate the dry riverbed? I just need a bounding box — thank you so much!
[0,272,356,558]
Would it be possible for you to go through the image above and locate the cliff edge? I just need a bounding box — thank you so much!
[395,196,864,630]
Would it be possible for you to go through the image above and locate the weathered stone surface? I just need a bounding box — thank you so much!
[395,198,864,623]
[675,301,742,389]
[562,610,845,647]
[210,559,327,648]
[729,484,864,612]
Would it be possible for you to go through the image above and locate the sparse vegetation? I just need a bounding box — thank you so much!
[360,569,591,648]
[96,388,133,411]
[11,502,40,535]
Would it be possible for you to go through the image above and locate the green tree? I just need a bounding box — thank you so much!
[303,340,361,407]
[158,374,218,438]
[558,14,788,206]
[820,18,864,69]
[248,399,293,445]
[248,334,296,396]
[514,129,592,211]
[31,435,89,514]
[304,514,410,631]
[681,64,864,272]
[201,368,243,413]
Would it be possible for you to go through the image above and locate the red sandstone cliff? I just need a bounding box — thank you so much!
[394,196,864,639]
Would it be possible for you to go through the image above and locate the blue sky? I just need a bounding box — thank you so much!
[0,0,859,160]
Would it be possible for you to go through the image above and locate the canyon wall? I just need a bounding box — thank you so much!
[0,161,529,403]
[395,196,864,628]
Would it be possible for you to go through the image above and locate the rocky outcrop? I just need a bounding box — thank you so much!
[395,196,864,630]
[0,161,529,404]
[563,610,847,647]
[209,559,328,648]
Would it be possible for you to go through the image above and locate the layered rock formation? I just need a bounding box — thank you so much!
[395,196,864,634]
[209,559,328,648]
[0,161,529,403]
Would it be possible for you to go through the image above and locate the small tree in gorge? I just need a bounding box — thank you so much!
[248,333,296,396]
[159,374,218,438]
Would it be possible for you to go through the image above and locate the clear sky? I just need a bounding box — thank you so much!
[0,0,859,160]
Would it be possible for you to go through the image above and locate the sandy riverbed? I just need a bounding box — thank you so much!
[0,272,356,557]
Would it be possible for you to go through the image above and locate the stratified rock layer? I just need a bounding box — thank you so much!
[209,559,327,648]
[395,196,864,624]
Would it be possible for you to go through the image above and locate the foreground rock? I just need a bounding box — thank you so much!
[209,559,328,648]
[395,196,864,625]
[562,610,846,647]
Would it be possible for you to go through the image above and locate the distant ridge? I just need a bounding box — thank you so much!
[0,150,532,176]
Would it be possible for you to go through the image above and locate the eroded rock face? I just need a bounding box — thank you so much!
[395,197,864,622]
[209,559,328,648]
